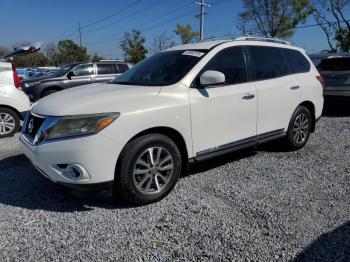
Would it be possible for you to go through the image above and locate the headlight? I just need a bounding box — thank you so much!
[25,81,41,88]
[44,113,120,141]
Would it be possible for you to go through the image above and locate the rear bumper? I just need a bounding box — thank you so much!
[324,90,350,97]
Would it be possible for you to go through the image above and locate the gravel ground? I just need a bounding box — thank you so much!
[0,100,349,261]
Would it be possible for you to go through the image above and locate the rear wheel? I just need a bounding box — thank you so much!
[116,134,182,205]
[284,106,312,150]
[0,108,20,138]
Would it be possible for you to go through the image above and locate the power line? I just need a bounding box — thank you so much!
[84,0,165,35]
[81,0,143,29]
[86,3,195,46]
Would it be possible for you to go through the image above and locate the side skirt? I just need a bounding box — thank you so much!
[191,129,285,162]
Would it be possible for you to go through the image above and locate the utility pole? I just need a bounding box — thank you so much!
[195,0,210,41]
[78,22,82,47]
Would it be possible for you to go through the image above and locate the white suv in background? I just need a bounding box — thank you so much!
[20,37,324,205]
[0,61,30,138]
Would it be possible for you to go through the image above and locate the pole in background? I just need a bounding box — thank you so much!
[78,22,82,47]
[195,0,210,41]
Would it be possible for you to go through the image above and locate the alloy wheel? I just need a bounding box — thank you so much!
[0,113,16,135]
[292,113,309,144]
[133,147,174,195]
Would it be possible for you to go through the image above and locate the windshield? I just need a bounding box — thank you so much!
[111,50,207,86]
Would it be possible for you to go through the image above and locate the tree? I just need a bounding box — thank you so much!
[12,52,49,67]
[55,40,90,65]
[44,42,59,66]
[309,0,350,52]
[120,30,148,63]
[152,31,175,54]
[238,0,311,38]
[91,53,105,62]
[0,46,10,57]
[174,24,200,44]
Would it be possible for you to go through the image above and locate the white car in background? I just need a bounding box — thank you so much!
[0,43,42,138]
[20,37,324,205]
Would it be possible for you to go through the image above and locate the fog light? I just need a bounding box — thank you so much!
[54,164,90,181]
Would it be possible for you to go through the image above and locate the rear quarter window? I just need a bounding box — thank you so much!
[281,48,311,74]
[117,64,129,73]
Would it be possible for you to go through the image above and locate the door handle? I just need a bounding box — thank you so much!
[242,93,255,100]
[290,85,300,90]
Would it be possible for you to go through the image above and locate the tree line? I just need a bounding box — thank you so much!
[1,0,349,68]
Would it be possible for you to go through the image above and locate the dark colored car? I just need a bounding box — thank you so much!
[317,57,350,97]
[21,61,132,101]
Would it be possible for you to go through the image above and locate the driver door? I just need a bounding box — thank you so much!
[67,63,95,88]
[189,46,258,157]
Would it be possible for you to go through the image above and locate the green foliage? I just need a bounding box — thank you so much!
[239,0,311,38]
[336,28,350,52]
[174,24,199,44]
[12,52,49,68]
[120,30,148,64]
[55,40,90,65]
[91,53,105,62]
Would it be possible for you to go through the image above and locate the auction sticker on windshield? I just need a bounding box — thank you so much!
[182,51,205,57]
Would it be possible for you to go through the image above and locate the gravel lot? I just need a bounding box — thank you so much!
[0,99,349,261]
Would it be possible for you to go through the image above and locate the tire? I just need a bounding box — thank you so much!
[116,134,182,205]
[0,108,20,138]
[42,89,59,98]
[284,106,312,151]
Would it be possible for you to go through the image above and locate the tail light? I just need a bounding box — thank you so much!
[316,75,325,87]
[11,64,21,88]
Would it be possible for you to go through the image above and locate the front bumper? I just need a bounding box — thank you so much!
[19,132,120,189]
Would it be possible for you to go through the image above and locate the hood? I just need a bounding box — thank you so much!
[31,83,161,116]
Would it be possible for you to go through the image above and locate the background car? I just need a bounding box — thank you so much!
[0,43,42,138]
[316,56,350,97]
[21,60,132,101]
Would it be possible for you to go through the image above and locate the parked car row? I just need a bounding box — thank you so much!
[21,60,132,101]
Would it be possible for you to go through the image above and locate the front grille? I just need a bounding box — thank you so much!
[24,113,46,141]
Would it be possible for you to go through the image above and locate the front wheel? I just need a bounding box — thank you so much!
[116,134,182,205]
[284,106,312,150]
[0,108,20,138]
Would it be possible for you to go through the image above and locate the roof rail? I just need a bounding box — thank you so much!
[235,36,291,45]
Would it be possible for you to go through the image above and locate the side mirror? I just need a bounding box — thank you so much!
[199,70,225,87]
[67,71,74,80]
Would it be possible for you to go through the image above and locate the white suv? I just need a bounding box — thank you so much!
[0,62,30,138]
[20,37,324,205]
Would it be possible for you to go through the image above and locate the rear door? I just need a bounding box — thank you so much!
[93,63,118,83]
[67,63,95,88]
[248,46,302,135]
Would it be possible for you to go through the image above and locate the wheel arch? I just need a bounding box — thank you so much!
[299,101,316,132]
[0,104,24,120]
[115,126,189,178]
[41,86,63,97]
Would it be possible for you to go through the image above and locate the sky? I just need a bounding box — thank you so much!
[0,0,345,59]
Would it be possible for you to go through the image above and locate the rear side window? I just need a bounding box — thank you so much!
[317,58,350,71]
[203,46,247,85]
[117,64,129,73]
[281,48,311,73]
[249,46,288,80]
[97,64,116,74]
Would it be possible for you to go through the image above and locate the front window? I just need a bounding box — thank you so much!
[111,50,207,86]
[72,64,94,76]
